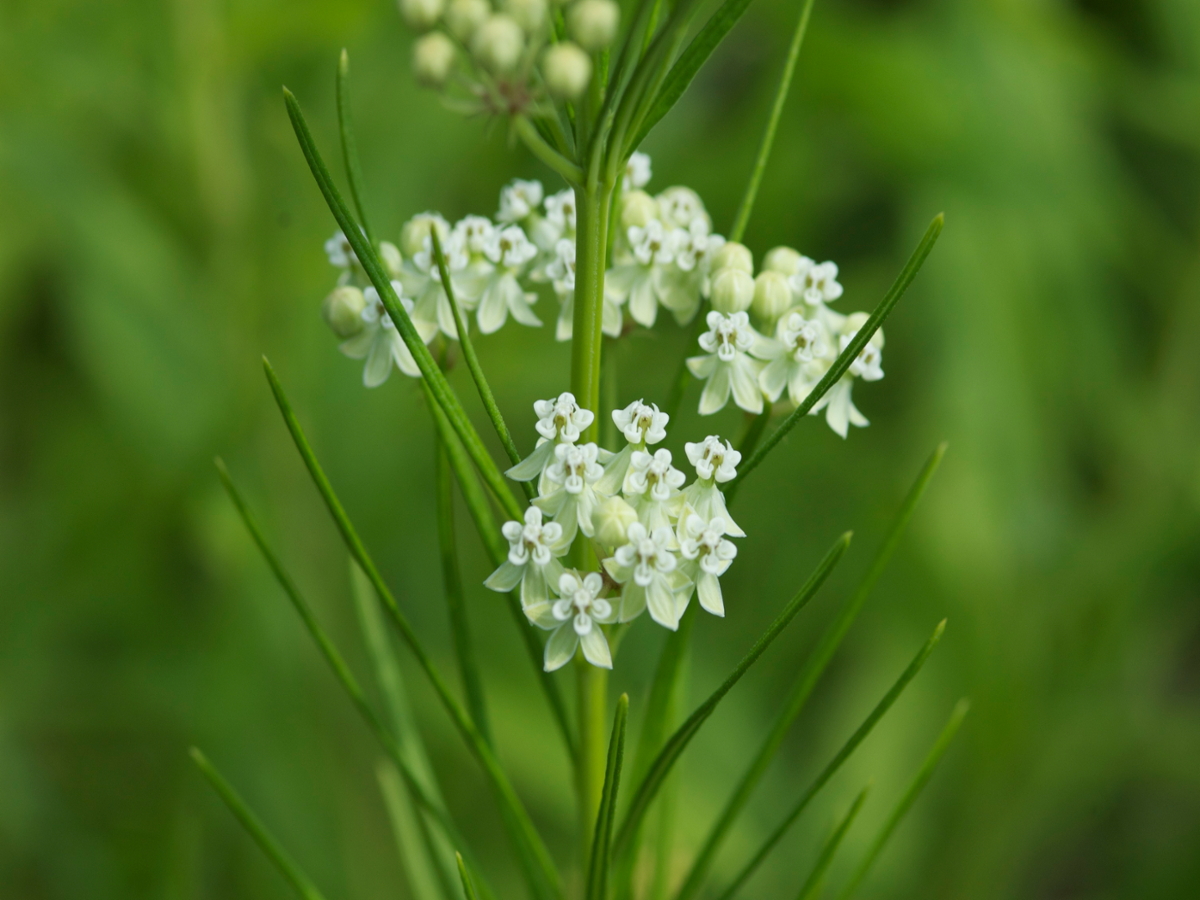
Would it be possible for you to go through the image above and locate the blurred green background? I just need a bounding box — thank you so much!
[2,0,1199,897]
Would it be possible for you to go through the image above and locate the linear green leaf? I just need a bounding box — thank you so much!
[673,443,945,900]
[731,214,944,489]
[835,699,970,900]
[336,49,374,244]
[377,761,456,900]
[283,87,523,523]
[436,440,492,746]
[216,459,491,899]
[457,852,480,900]
[612,531,852,858]
[587,694,630,900]
[424,382,577,761]
[262,362,562,900]
[190,748,328,900]
[796,785,870,900]
[715,620,947,900]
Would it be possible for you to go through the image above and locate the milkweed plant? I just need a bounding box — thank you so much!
[198,0,969,897]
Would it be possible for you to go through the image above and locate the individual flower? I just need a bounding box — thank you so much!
[622,448,686,533]
[506,391,595,481]
[758,310,834,406]
[595,399,669,494]
[532,571,616,671]
[603,523,690,629]
[790,258,843,307]
[680,435,744,537]
[811,316,884,438]
[656,219,724,326]
[686,311,770,415]
[400,212,451,258]
[606,220,682,327]
[656,186,709,230]
[477,225,542,333]
[535,442,605,550]
[484,507,567,609]
[497,178,545,223]
[677,514,737,617]
[543,189,578,237]
[401,229,478,339]
[325,230,358,270]
[337,281,438,387]
[548,238,624,342]
[623,151,652,191]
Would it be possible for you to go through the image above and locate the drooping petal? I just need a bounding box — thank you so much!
[477,280,509,334]
[523,598,561,629]
[759,358,791,403]
[339,328,376,359]
[520,565,549,608]
[646,576,679,630]
[823,380,852,438]
[847,395,869,428]
[579,627,613,669]
[363,333,394,387]
[697,570,725,617]
[556,292,574,342]
[601,294,624,337]
[390,330,422,378]
[615,582,647,623]
[502,276,543,327]
[543,625,579,672]
[505,440,555,481]
[484,560,524,592]
[698,365,732,416]
[436,290,460,339]
[628,273,658,327]
[730,357,765,413]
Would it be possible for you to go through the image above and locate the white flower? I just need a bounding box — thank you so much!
[623,447,685,534]
[535,571,616,671]
[603,523,690,629]
[680,435,743,537]
[337,281,438,387]
[677,514,737,617]
[606,220,682,328]
[535,442,606,549]
[547,237,576,292]
[758,310,835,405]
[484,507,567,610]
[395,229,481,340]
[453,215,498,255]
[656,186,708,230]
[507,392,596,483]
[686,311,770,415]
[544,189,578,235]
[623,151,652,191]
[613,400,669,446]
[476,225,541,333]
[549,239,625,342]
[790,259,843,307]
[656,220,724,326]
[811,322,884,438]
[497,179,545,223]
[325,231,358,269]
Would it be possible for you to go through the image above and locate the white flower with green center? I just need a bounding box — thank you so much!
[623,151,651,191]
[622,447,686,533]
[531,571,615,672]
[453,215,497,255]
[679,435,744,537]
[338,281,437,387]
[400,230,479,340]
[325,230,358,270]
[484,507,567,610]
[686,311,770,415]
[497,178,545,223]
[606,219,684,328]
[596,399,668,494]
[811,317,884,437]
[506,391,596,482]
[535,442,605,550]
[758,310,834,405]
[603,523,690,629]
[543,189,577,237]
[477,225,542,334]
[790,258,843,307]
[548,238,624,342]
[657,219,725,326]
[677,514,737,617]
[656,186,709,230]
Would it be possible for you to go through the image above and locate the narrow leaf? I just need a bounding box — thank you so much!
[283,88,523,522]
[377,761,456,900]
[190,748,328,900]
[674,444,945,900]
[336,49,374,244]
[796,785,870,900]
[587,694,630,900]
[458,852,480,900]
[262,363,562,900]
[730,214,944,490]
[613,531,852,858]
[834,700,970,900]
[716,620,948,900]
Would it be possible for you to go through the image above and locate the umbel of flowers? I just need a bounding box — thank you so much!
[321,154,886,437]
[486,394,739,671]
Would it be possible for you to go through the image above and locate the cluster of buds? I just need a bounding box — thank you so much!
[485,394,742,671]
[401,0,621,108]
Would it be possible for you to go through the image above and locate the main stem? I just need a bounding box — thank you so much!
[570,182,613,867]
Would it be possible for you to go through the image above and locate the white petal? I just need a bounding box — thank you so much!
[579,627,613,669]
[759,359,790,403]
[543,625,579,672]
[484,560,524,592]
[505,440,555,481]
[477,281,508,334]
[520,566,549,608]
[391,331,422,378]
[339,329,375,359]
[730,359,765,414]
[628,274,658,327]
[363,334,394,387]
[824,381,851,438]
[616,582,647,623]
[602,295,624,337]
[524,599,561,629]
[556,293,574,342]
[698,366,732,416]
[646,577,679,630]
[697,570,725,617]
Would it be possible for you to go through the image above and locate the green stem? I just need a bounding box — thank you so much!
[576,656,610,866]
[516,115,585,184]
[571,186,613,436]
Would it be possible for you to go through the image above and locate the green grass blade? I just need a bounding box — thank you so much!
[728,0,817,243]
[612,531,852,858]
[283,88,523,523]
[457,852,480,900]
[189,748,328,900]
[430,230,530,495]
[336,50,374,245]
[587,694,630,900]
[796,785,870,900]
[715,620,947,900]
[835,700,970,900]
[377,761,455,900]
[436,440,492,746]
[673,443,945,900]
[730,214,944,490]
[424,383,577,762]
[262,362,562,900]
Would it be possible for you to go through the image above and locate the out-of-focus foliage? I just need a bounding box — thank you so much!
[1,0,1198,897]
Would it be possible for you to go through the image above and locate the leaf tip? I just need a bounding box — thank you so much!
[339,48,349,70]
[953,697,971,718]
[933,617,948,639]
[188,746,206,767]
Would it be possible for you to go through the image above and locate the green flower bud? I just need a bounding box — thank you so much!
[752,270,791,323]
[541,42,592,100]
[593,496,639,549]
[322,286,367,338]
[412,32,457,87]
[379,241,403,279]
[400,0,445,31]
[710,267,755,314]
[712,241,753,274]
[504,0,547,32]
[471,13,525,72]
[567,0,619,51]
[763,245,802,274]
[400,213,450,258]
[619,190,658,230]
[445,0,490,41]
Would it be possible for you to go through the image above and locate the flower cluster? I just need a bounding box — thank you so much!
[685,243,885,437]
[486,395,742,671]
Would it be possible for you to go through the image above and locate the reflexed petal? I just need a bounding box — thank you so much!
[602,294,624,337]
[594,445,633,495]
[477,281,508,334]
[363,334,394,387]
[697,570,725,617]
[824,380,851,438]
[339,329,375,359]
[730,358,765,413]
[698,365,732,415]
[502,277,542,327]
[391,331,422,377]
[759,358,790,402]
[580,627,613,669]
[708,487,744,538]
[543,625,579,672]
[628,274,658,327]
[847,397,869,428]
[616,582,647,622]
[524,599,561,629]
[484,560,524,592]
[520,566,548,607]
[556,293,574,342]
[506,440,555,481]
[646,577,679,630]
[436,291,460,339]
